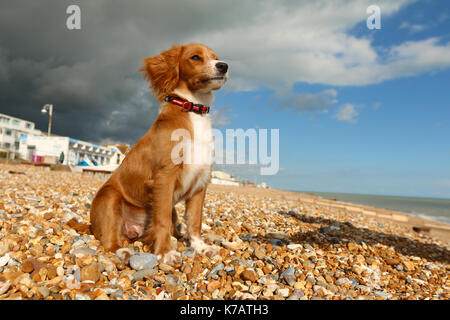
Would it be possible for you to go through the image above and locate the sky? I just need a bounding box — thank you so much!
[0,0,449,198]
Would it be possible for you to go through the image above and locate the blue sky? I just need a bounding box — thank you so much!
[211,1,450,198]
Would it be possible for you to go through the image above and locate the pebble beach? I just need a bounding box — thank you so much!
[0,164,449,300]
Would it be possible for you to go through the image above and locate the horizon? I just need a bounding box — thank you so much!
[293,189,450,201]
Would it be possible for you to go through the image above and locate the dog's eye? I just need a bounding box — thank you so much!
[191,55,201,61]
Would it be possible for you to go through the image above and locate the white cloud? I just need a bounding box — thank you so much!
[335,104,360,123]
[399,21,428,33]
[185,0,450,90]
[211,105,233,128]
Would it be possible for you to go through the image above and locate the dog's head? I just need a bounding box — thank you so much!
[140,43,228,101]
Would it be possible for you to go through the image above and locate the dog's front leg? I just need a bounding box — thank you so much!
[186,187,220,257]
[143,171,181,265]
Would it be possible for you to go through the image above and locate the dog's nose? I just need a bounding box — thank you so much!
[216,62,228,74]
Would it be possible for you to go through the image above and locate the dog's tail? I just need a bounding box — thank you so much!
[66,218,92,235]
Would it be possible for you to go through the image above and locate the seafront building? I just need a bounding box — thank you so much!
[18,135,119,167]
[0,112,42,160]
[211,170,241,186]
[0,112,127,172]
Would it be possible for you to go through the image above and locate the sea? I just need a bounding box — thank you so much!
[302,191,450,225]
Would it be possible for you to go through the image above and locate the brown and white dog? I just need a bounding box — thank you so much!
[89,43,228,265]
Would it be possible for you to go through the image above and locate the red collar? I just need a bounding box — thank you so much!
[164,95,210,115]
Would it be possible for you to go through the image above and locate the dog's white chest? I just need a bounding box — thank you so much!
[190,113,214,165]
[174,113,214,203]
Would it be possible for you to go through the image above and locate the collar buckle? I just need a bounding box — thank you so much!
[165,95,210,115]
[182,101,193,111]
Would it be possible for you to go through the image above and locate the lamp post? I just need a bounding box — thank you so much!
[41,104,53,136]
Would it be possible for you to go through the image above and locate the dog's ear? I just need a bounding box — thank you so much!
[139,45,183,101]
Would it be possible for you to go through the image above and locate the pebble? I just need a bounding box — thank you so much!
[0,281,11,295]
[222,241,243,251]
[269,239,283,246]
[205,233,225,244]
[374,291,393,299]
[75,293,91,300]
[132,268,157,282]
[208,263,224,277]
[0,254,10,267]
[254,247,266,260]
[38,286,50,298]
[129,253,158,271]
[283,275,296,287]
[241,269,258,282]
[72,247,96,258]
[287,244,302,251]
[335,278,350,286]
[20,259,35,273]
[267,232,290,241]
[207,280,221,293]
[80,263,101,282]
[277,288,290,297]
[159,264,174,273]
[181,248,195,259]
[97,255,115,273]
[225,266,235,273]
[357,285,372,293]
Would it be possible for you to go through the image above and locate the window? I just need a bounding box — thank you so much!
[4,142,11,148]
[12,119,20,126]
[6,129,12,136]
[25,123,32,129]
[0,116,10,123]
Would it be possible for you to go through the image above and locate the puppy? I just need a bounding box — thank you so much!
[90,43,228,265]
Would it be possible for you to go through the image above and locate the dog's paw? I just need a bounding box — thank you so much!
[190,237,220,258]
[159,250,181,266]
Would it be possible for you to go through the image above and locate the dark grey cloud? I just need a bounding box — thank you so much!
[0,0,257,145]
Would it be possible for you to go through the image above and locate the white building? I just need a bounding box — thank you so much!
[210,170,241,186]
[105,144,129,167]
[0,113,42,159]
[18,135,118,168]
[257,182,268,188]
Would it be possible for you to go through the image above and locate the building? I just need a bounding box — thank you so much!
[210,170,241,186]
[18,135,119,168]
[0,111,127,173]
[105,144,130,167]
[0,113,42,159]
[257,182,268,188]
